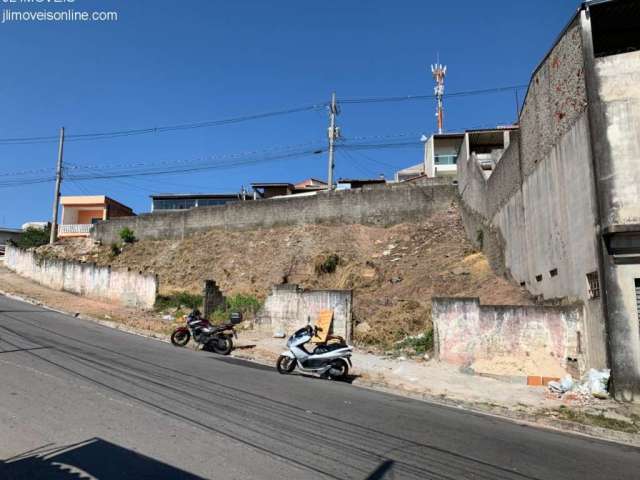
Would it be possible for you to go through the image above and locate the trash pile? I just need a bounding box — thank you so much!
[547,369,611,405]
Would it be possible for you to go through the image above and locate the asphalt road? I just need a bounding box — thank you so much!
[0,295,638,480]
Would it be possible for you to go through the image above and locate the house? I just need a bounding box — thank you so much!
[336,178,386,189]
[251,182,295,199]
[422,133,464,177]
[0,228,23,255]
[294,178,328,191]
[464,126,518,179]
[251,178,328,199]
[150,193,247,212]
[394,163,425,182]
[59,196,134,238]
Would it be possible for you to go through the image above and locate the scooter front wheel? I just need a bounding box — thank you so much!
[276,355,296,374]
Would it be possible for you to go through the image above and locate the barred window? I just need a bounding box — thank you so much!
[586,272,600,299]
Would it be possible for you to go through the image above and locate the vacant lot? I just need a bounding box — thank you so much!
[38,204,532,348]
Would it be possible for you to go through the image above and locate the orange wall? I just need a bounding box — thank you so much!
[77,209,104,224]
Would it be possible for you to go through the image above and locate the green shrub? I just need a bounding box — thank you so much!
[315,254,340,275]
[110,243,121,256]
[119,227,136,244]
[395,330,434,355]
[16,226,51,249]
[155,292,203,311]
[211,293,262,324]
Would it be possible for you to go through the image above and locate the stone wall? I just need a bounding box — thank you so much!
[256,284,352,341]
[92,182,458,244]
[432,298,582,375]
[5,244,158,309]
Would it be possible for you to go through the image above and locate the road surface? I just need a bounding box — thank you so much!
[0,294,638,479]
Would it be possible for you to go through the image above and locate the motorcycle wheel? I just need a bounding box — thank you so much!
[276,355,296,374]
[209,336,233,355]
[170,330,190,347]
[327,358,349,380]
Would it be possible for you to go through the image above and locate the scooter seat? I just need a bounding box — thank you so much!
[313,342,348,354]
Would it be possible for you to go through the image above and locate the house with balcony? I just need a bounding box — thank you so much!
[423,133,464,177]
[59,196,134,238]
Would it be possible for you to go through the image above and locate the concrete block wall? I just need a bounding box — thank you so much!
[455,17,608,371]
[92,182,458,244]
[432,297,582,374]
[256,284,352,341]
[5,245,158,309]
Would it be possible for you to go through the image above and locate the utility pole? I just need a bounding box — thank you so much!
[49,127,65,244]
[431,62,447,134]
[327,92,340,190]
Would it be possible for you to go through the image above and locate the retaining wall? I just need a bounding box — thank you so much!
[432,297,582,374]
[455,18,608,371]
[5,244,158,309]
[92,182,458,244]
[256,284,352,341]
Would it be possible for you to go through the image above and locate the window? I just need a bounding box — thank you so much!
[90,218,101,225]
[587,271,600,299]
[153,199,196,211]
[591,0,640,58]
[549,268,558,278]
[198,199,232,207]
[434,154,458,165]
[535,274,543,282]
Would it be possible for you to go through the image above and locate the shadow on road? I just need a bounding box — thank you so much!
[0,438,204,480]
[364,460,395,479]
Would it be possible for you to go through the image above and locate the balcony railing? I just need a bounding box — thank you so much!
[434,154,458,166]
[58,224,93,235]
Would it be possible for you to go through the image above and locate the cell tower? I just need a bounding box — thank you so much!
[431,61,447,134]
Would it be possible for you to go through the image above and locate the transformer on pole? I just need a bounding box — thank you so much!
[431,62,447,134]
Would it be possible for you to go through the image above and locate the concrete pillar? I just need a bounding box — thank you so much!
[202,280,225,320]
[580,9,640,401]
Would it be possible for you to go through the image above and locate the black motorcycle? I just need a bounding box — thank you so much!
[170,310,242,355]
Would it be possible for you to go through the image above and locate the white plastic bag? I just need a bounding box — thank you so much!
[586,368,610,399]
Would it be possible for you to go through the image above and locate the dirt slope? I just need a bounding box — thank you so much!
[38,204,532,346]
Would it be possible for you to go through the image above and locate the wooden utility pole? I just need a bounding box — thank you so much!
[49,127,65,244]
[327,92,339,190]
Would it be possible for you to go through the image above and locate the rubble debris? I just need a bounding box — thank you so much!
[547,369,611,403]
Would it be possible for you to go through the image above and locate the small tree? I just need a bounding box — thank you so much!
[16,226,51,249]
[119,227,136,244]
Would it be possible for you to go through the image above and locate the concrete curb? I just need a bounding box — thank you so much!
[1,286,638,449]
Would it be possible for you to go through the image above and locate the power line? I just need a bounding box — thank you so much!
[340,84,527,104]
[0,103,327,146]
[0,84,526,147]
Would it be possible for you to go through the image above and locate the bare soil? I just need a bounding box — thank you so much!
[36,204,532,347]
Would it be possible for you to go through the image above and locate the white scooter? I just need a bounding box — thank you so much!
[276,324,353,380]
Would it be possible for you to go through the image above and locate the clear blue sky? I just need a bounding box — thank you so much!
[0,0,579,228]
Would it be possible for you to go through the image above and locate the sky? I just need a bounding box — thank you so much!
[0,0,580,228]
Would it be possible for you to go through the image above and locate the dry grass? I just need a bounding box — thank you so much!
[37,204,533,349]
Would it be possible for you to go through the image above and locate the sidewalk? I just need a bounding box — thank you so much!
[1,263,638,446]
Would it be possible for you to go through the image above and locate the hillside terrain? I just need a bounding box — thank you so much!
[37,204,532,347]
